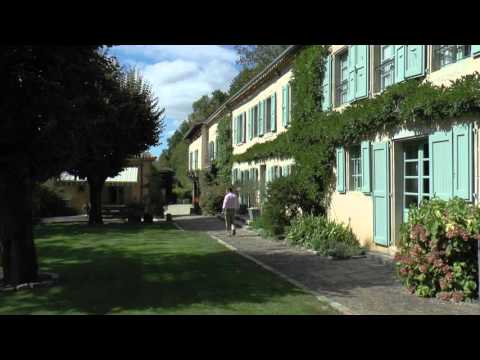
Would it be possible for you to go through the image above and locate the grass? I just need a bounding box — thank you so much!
[0,222,339,315]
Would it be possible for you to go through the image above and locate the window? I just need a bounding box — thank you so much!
[265,97,272,132]
[236,113,247,144]
[379,45,395,91]
[434,45,471,70]
[194,150,198,170]
[403,140,430,222]
[349,146,362,191]
[189,152,193,170]
[336,51,349,106]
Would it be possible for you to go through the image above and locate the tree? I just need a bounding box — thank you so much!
[158,90,228,201]
[69,66,165,225]
[229,46,290,96]
[234,45,290,70]
[228,67,259,96]
[0,46,109,285]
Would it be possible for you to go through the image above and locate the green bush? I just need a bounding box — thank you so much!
[249,216,277,239]
[32,184,78,221]
[286,214,363,258]
[259,177,299,237]
[199,169,227,215]
[395,197,479,302]
[199,184,226,215]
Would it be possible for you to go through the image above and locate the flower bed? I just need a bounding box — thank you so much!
[286,214,365,259]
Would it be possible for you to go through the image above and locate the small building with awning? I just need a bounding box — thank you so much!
[52,155,156,213]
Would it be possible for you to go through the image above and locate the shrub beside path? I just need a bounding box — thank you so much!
[174,215,480,315]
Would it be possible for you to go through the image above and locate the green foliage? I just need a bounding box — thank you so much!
[286,214,363,258]
[32,184,78,221]
[172,186,191,203]
[215,114,233,185]
[257,176,305,237]
[229,67,260,95]
[199,170,227,215]
[0,46,110,183]
[230,45,480,215]
[234,45,291,70]
[229,46,290,96]
[290,45,329,124]
[160,90,229,200]
[395,198,479,301]
[232,132,291,164]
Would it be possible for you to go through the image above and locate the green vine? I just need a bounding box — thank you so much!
[231,44,480,211]
[214,113,233,185]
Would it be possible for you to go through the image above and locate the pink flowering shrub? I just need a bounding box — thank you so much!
[395,197,479,301]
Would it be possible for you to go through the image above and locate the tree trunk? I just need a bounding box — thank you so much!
[88,177,105,225]
[0,176,38,286]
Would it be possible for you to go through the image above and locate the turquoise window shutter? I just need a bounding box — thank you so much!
[405,45,425,78]
[347,46,356,103]
[248,109,253,140]
[473,45,480,57]
[321,55,332,111]
[429,129,453,200]
[243,112,247,143]
[233,116,237,145]
[336,147,346,193]
[240,115,244,143]
[285,84,290,126]
[282,165,288,177]
[355,45,369,99]
[271,93,277,132]
[235,116,239,145]
[259,102,264,136]
[372,142,390,246]
[282,86,287,127]
[361,141,371,193]
[237,116,241,144]
[394,45,405,84]
[453,124,473,200]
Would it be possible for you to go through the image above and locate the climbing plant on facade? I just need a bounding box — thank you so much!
[232,44,480,213]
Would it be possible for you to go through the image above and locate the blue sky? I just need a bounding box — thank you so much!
[109,45,241,157]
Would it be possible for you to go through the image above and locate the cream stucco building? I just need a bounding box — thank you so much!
[184,45,480,256]
[326,45,480,254]
[184,104,229,210]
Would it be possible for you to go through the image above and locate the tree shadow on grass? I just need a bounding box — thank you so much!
[0,223,322,315]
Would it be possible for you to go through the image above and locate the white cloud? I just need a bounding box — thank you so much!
[110,45,239,154]
[113,45,237,64]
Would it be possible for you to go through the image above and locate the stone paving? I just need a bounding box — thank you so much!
[174,215,480,315]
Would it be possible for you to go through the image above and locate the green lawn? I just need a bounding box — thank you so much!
[0,222,339,315]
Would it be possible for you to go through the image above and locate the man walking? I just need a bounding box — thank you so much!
[222,187,239,236]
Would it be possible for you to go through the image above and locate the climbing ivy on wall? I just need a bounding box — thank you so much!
[215,113,234,185]
[231,44,480,212]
